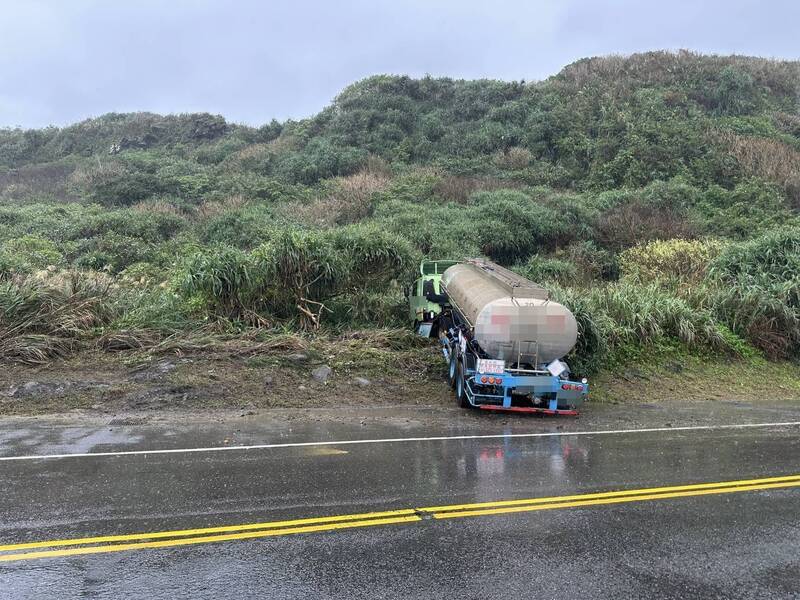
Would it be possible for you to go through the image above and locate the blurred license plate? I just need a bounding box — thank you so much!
[477,359,505,374]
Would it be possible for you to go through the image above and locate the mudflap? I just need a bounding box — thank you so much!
[478,405,579,416]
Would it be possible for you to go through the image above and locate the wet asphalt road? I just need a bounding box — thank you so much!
[0,412,799,599]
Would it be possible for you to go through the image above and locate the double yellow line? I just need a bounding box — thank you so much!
[2,474,799,563]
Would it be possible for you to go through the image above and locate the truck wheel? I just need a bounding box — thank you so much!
[455,361,470,408]
[447,347,458,389]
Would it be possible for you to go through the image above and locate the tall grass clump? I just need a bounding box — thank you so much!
[709,281,800,358]
[178,245,256,320]
[179,225,415,329]
[708,227,800,357]
[514,255,578,284]
[552,281,733,375]
[0,271,115,363]
[710,227,800,284]
[549,285,613,375]
[585,282,727,349]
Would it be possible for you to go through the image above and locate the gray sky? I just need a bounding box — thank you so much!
[1,0,798,128]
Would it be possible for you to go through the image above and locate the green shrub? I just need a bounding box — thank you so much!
[198,208,276,249]
[74,209,185,243]
[372,198,480,259]
[74,163,162,207]
[620,238,724,283]
[0,203,102,243]
[213,173,307,202]
[560,241,619,281]
[278,139,367,184]
[712,66,758,116]
[514,255,577,283]
[109,288,198,334]
[710,226,800,284]
[252,225,415,327]
[471,190,569,262]
[0,250,24,280]
[328,290,407,328]
[0,235,64,272]
[587,282,726,348]
[72,233,155,273]
[694,180,795,239]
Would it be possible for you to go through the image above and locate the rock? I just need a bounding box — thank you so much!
[665,361,684,374]
[130,360,177,383]
[312,365,332,384]
[120,384,194,409]
[353,377,371,387]
[263,375,274,387]
[155,359,176,373]
[622,368,648,382]
[287,353,308,363]
[7,381,46,398]
[6,380,109,399]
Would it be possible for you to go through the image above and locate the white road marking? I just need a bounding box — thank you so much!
[1,421,799,462]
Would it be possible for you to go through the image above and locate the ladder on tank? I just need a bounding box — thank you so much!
[497,340,550,375]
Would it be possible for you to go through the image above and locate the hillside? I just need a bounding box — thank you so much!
[1,50,799,389]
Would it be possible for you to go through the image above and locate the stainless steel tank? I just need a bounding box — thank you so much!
[441,260,578,364]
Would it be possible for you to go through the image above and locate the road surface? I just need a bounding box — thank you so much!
[0,409,799,599]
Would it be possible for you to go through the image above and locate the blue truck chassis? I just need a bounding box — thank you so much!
[437,319,588,416]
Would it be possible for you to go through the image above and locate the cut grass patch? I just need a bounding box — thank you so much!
[590,355,800,404]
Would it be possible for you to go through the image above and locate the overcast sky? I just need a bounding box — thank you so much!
[1,0,798,128]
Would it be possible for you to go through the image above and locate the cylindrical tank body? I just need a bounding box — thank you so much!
[441,262,578,363]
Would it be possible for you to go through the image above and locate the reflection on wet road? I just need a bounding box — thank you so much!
[0,419,799,598]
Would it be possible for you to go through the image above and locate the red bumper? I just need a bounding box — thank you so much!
[478,405,579,416]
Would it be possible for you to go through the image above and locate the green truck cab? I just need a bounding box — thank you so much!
[408,260,458,327]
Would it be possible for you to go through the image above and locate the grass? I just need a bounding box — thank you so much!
[589,354,800,405]
[0,271,114,363]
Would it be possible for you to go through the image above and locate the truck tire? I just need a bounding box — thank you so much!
[448,346,458,389]
[455,361,470,408]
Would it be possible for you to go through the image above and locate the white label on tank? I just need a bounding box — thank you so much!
[477,359,505,374]
[547,359,567,377]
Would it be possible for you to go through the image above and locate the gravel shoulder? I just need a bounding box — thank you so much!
[0,349,798,432]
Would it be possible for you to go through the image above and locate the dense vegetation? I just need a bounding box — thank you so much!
[1,51,799,376]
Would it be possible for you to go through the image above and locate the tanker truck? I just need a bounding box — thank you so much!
[408,259,588,415]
